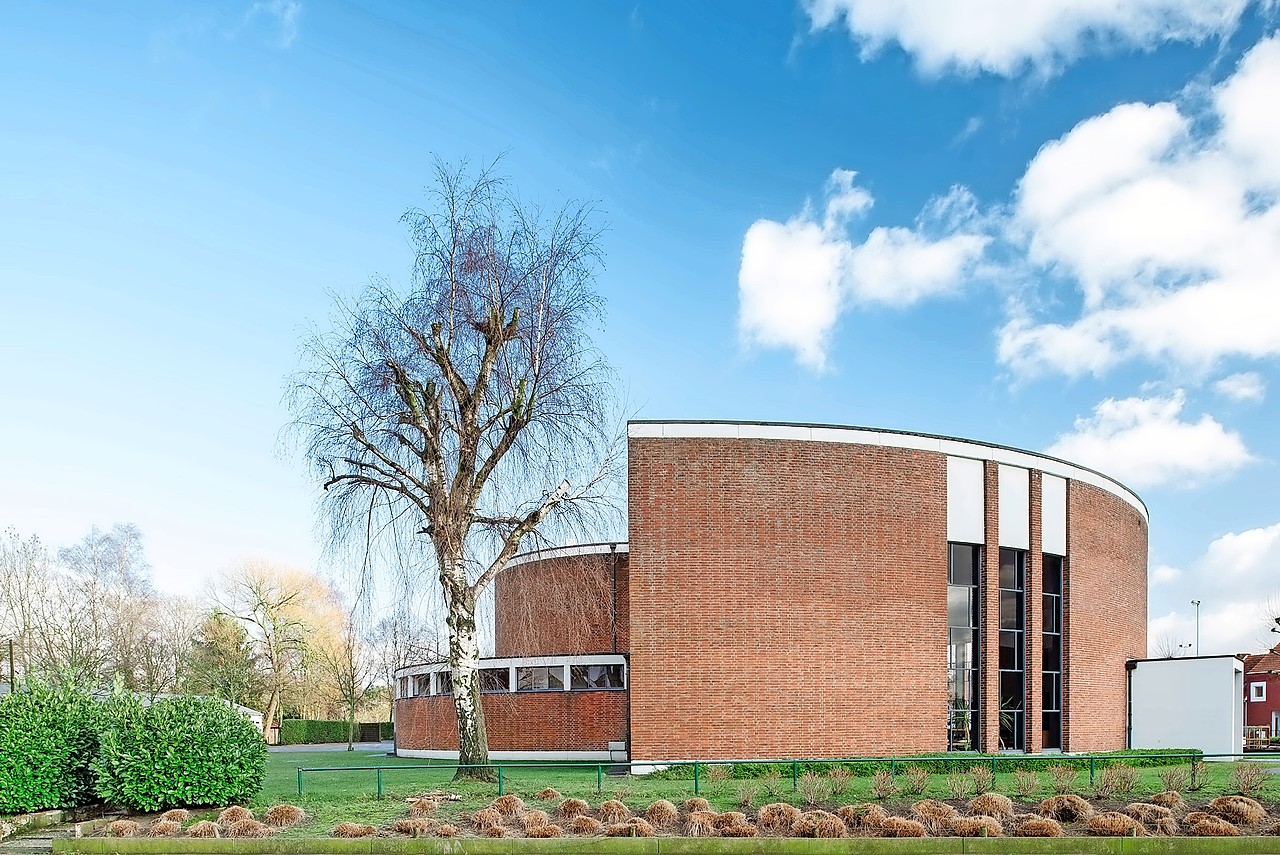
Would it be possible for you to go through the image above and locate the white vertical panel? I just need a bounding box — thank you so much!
[947,456,985,543]
[1042,474,1067,556]
[998,464,1029,549]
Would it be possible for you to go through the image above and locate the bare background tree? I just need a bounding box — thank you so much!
[290,160,621,776]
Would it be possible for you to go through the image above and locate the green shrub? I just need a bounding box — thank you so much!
[380,721,394,740]
[93,695,267,811]
[278,718,391,744]
[0,680,102,813]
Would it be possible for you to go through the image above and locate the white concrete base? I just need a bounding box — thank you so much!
[396,748,617,761]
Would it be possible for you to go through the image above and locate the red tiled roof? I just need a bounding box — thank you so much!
[1244,643,1280,675]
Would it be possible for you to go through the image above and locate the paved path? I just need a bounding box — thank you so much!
[268,739,394,753]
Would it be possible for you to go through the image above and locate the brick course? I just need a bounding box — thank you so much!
[395,690,628,752]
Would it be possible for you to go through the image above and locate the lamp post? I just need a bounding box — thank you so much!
[1177,643,1192,657]
[1190,600,1201,656]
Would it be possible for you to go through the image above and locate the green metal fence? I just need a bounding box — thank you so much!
[296,749,1236,799]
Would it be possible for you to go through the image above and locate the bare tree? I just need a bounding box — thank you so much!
[289,160,620,777]
[318,608,377,750]
[211,560,338,737]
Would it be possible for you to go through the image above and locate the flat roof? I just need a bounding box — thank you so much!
[628,419,1147,522]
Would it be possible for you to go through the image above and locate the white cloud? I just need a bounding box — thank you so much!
[738,171,987,369]
[1045,390,1252,488]
[1215,371,1266,401]
[801,0,1247,77]
[999,34,1280,377]
[1151,563,1183,585]
[245,0,301,48]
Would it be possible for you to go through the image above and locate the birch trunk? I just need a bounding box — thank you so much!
[446,585,492,780]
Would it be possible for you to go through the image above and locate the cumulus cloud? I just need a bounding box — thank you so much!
[1148,520,1280,654]
[999,35,1280,377]
[1214,371,1266,401]
[1150,563,1183,585]
[1045,390,1252,488]
[738,171,988,369]
[801,0,1247,77]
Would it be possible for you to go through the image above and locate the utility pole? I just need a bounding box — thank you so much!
[1190,600,1201,656]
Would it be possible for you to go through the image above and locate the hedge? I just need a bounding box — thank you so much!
[649,749,1205,780]
[278,719,393,744]
[0,680,103,813]
[93,694,267,811]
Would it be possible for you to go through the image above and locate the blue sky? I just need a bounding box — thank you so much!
[3,0,1279,655]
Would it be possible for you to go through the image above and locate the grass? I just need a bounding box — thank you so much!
[242,751,1277,838]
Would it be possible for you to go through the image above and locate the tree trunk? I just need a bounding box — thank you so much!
[262,689,280,742]
[347,704,355,751]
[446,588,493,781]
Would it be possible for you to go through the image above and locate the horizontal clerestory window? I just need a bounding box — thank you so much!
[516,666,564,691]
[570,663,625,689]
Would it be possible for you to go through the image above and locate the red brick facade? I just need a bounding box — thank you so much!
[395,423,1148,761]
[396,690,627,753]
[494,549,629,657]
[1063,481,1149,751]
[628,438,951,760]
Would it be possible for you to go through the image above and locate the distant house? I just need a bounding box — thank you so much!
[1243,643,1280,741]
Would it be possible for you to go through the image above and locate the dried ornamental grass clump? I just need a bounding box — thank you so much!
[1039,794,1094,822]
[471,808,502,829]
[1263,821,1280,836]
[910,799,958,835]
[435,824,459,838]
[492,794,524,817]
[1151,790,1184,809]
[1018,817,1064,837]
[682,797,711,814]
[226,820,273,838]
[1087,812,1144,836]
[521,810,550,831]
[389,818,436,837]
[713,812,748,829]
[684,811,719,837]
[598,799,630,824]
[1190,816,1240,836]
[333,822,377,838]
[558,798,590,819]
[570,816,603,835]
[1125,802,1174,823]
[482,825,507,838]
[758,802,802,832]
[837,803,887,831]
[645,799,679,828]
[792,810,846,838]
[145,821,182,837]
[106,820,141,838]
[1210,795,1268,825]
[407,797,436,817]
[186,821,219,838]
[720,824,760,837]
[970,792,1014,819]
[527,824,562,838]
[879,816,927,838]
[950,816,1003,837]
[623,818,655,837]
[218,806,254,825]
[1151,816,1181,836]
[158,809,190,824]
[535,787,561,801]
[263,805,306,828]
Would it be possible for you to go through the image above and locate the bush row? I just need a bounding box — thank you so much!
[649,749,1205,780]
[277,719,393,744]
[0,682,267,815]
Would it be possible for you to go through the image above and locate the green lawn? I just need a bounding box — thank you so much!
[247,749,1277,837]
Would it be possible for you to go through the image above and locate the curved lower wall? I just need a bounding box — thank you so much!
[395,690,628,758]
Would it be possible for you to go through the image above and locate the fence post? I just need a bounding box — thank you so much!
[992,755,998,777]
[1089,756,1096,786]
[597,765,603,796]
[498,766,504,796]
[297,768,303,797]
[377,768,383,800]
[890,758,896,777]
[792,760,798,792]
[693,762,699,795]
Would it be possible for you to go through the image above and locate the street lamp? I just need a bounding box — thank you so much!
[1190,600,1201,656]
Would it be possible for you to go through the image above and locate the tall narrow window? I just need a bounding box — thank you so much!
[948,543,981,751]
[998,548,1026,751]
[1042,555,1063,749]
